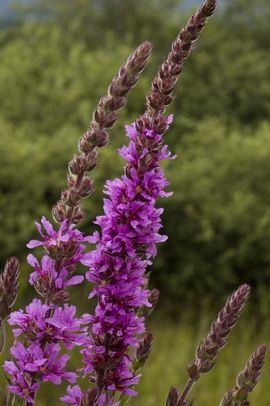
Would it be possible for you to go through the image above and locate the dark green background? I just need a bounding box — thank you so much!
[1,0,270,314]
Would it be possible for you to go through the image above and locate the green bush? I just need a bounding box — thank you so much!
[153,120,270,311]
[1,0,270,310]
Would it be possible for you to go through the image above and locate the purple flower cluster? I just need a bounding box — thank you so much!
[4,218,90,404]
[76,117,175,402]
[62,385,83,405]
[61,386,119,406]
[26,217,91,301]
[8,299,86,348]
[4,342,76,403]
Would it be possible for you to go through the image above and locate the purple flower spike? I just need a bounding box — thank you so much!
[81,117,175,400]
[6,216,90,403]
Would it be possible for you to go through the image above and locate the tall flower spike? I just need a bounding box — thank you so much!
[134,333,154,371]
[136,0,217,135]
[53,41,153,225]
[78,117,175,404]
[130,0,218,385]
[76,0,219,403]
[0,257,20,321]
[0,257,19,354]
[192,284,251,375]
[220,344,267,406]
[175,284,251,406]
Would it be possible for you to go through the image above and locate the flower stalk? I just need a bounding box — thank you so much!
[53,41,153,226]
[220,344,267,406]
[0,257,20,321]
[78,116,175,404]
[136,0,218,135]
[0,257,20,353]
[174,284,251,406]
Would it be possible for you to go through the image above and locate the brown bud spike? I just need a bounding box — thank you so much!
[0,257,20,319]
[142,0,217,134]
[192,284,250,376]
[149,288,160,307]
[87,40,153,146]
[53,41,152,225]
[237,344,267,391]
[174,285,250,406]
[135,333,153,370]
[220,344,267,406]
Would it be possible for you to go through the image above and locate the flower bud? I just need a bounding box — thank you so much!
[79,177,94,198]
[166,387,180,406]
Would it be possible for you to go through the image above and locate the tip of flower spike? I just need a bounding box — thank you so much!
[259,344,268,353]
[238,283,251,291]
[139,40,153,53]
[166,386,180,406]
[0,257,20,318]
[235,283,251,299]
[221,343,267,405]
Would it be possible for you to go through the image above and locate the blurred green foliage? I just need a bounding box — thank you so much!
[156,121,270,311]
[0,0,270,312]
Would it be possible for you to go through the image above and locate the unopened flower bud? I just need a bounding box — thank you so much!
[95,129,109,148]
[79,177,94,198]
[79,132,95,154]
[62,188,80,206]
[82,388,99,406]
[69,154,87,176]
[166,387,180,406]
[134,333,153,371]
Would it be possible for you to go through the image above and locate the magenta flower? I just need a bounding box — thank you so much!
[97,394,120,406]
[8,299,87,349]
[61,387,121,406]
[27,217,91,262]
[3,342,76,403]
[3,359,39,404]
[26,217,91,299]
[27,254,84,292]
[61,385,83,405]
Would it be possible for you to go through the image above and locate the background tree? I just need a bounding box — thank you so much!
[0,0,270,311]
